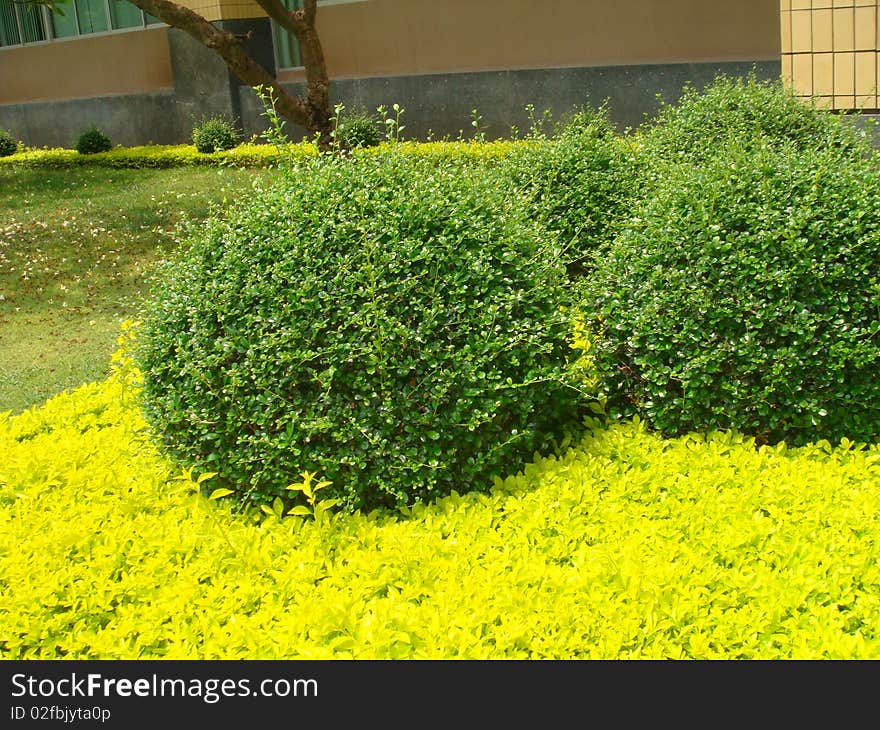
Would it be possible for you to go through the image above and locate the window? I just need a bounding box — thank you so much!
[76,0,108,33]
[0,0,161,48]
[273,0,302,69]
[50,4,79,38]
[0,0,20,46]
[110,0,146,29]
[18,2,47,42]
[272,0,368,69]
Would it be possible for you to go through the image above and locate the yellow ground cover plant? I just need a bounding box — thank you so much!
[0,140,524,171]
[0,143,315,169]
[1,331,879,659]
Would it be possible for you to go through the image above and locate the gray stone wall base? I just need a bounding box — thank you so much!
[1,57,793,148]
[240,60,783,142]
[0,92,181,149]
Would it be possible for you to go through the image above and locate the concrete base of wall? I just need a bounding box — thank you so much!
[1,57,782,148]
[0,91,182,149]
[850,114,880,147]
[241,60,783,142]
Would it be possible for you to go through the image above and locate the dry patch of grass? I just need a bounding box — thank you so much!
[0,165,274,413]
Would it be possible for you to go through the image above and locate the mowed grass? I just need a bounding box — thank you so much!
[0,165,274,413]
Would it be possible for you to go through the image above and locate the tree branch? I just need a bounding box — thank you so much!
[252,0,331,146]
[130,0,329,139]
[26,0,334,148]
[303,0,317,26]
[253,0,303,34]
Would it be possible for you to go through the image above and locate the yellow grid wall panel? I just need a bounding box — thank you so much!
[855,5,876,47]
[835,51,857,93]
[790,10,813,52]
[813,9,834,51]
[792,50,815,94]
[780,0,879,110]
[855,50,878,93]
[814,51,835,93]
[782,52,794,83]
[833,8,856,50]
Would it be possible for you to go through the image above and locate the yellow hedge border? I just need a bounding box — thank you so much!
[0,140,528,169]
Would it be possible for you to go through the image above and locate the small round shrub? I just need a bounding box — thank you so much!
[334,110,382,149]
[192,116,240,153]
[503,106,638,278]
[75,126,113,155]
[579,139,880,447]
[640,73,870,165]
[137,152,581,512]
[0,129,17,157]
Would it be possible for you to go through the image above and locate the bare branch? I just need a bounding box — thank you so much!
[129,0,316,130]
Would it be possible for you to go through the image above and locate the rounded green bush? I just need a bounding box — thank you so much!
[503,106,638,278]
[75,126,112,155]
[579,139,880,446]
[192,116,240,153]
[641,73,870,165]
[136,152,581,512]
[0,129,17,157]
[334,110,382,149]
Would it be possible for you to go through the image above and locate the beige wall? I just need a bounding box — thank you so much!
[781,0,879,110]
[0,0,781,105]
[279,0,780,81]
[0,28,173,104]
[179,0,265,22]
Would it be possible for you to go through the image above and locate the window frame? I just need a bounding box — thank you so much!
[272,0,368,71]
[0,0,162,51]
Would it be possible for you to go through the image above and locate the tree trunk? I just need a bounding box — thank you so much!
[129,0,334,149]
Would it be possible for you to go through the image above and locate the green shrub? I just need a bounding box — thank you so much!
[578,139,880,446]
[136,152,581,512]
[0,129,17,157]
[333,109,382,149]
[503,106,638,278]
[640,73,871,165]
[75,126,113,155]
[192,116,240,153]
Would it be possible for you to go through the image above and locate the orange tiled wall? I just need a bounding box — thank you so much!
[781,0,879,110]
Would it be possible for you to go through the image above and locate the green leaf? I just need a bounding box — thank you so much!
[208,488,234,500]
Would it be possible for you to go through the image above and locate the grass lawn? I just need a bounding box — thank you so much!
[0,164,274,413]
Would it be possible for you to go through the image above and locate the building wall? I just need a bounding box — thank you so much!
[0,27,172,104]
[284,0,780,79]
[781,0,879,111]
[0,0,782,146]
[267,0,781,140]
